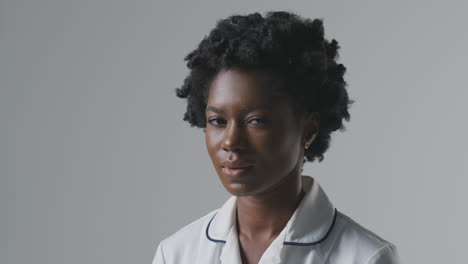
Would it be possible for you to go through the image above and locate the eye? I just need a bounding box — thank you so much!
[247,117,266,126]
[207,117,226,127]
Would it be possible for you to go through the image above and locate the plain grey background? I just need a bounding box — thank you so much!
[1,0,467,263]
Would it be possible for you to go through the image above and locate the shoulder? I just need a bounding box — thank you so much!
[159,209,218,249]
[335,210,391,248]
[153,209,218,263]
[330,210,400,263]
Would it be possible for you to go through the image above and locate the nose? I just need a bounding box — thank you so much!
[221,120,246,153]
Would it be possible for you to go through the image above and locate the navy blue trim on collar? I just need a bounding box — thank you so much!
[283,208,338,246]
[205,208,338,246]
[206,212,226,243]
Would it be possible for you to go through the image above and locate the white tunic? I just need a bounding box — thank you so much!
[152,175,400,264]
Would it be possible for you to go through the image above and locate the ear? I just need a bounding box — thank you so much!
[303,112,320,149]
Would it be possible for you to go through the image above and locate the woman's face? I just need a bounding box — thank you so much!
[205,68,314,197]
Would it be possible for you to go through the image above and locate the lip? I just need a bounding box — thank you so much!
[222,165,253,177]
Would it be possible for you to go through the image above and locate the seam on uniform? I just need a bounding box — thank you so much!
[365,244,392,263]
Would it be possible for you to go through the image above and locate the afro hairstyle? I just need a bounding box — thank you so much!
[175,11,352,163]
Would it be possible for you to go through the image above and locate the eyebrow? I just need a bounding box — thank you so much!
[205,104,270,115]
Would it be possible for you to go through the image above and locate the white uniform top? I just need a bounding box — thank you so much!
[152,175,400,264]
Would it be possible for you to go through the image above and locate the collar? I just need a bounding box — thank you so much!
[206,175,337,246]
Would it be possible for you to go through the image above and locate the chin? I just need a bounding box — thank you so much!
[222,182,264,197]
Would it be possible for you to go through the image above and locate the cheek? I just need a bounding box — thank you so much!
[205,130,221,161]
[256,128,301,169]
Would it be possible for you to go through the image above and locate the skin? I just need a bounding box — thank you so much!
[205,68,319,264]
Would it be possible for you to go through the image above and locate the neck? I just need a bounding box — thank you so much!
[235,173,305,241]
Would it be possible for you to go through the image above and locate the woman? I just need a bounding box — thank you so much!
[153,11,399,264]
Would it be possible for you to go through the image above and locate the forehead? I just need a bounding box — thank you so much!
[207,68,284,108]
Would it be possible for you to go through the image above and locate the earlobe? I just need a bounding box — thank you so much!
[304,132,317,150]
[303,112,320,149]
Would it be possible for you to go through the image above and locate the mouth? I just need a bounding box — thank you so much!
[221,165,253,177]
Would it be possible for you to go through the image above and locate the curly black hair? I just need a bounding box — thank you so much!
[175,11,352,163]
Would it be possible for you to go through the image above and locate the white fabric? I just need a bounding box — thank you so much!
[152,175,400,264]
